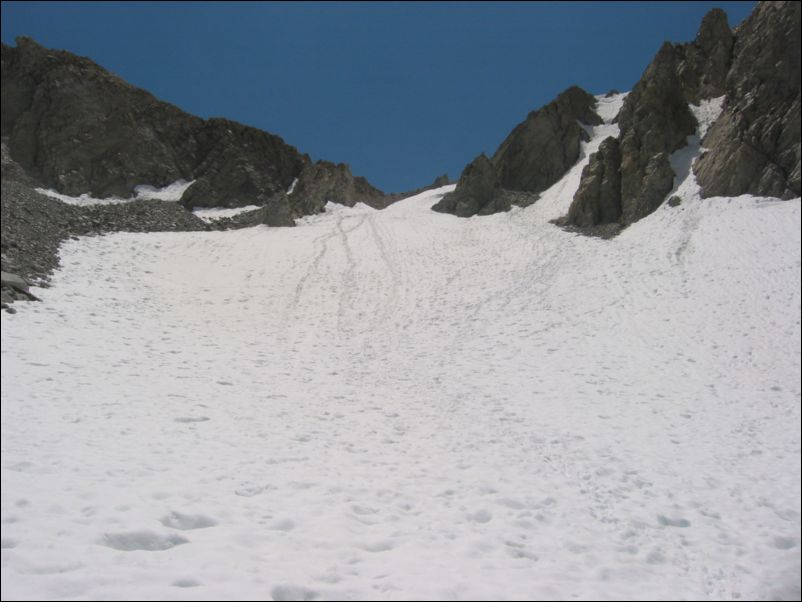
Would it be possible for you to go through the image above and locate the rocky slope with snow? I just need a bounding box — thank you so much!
[565,1,799,229]
[0,37,389,214]
[1,37,398,303]
[436,2,800,230]
[694,1,801,199]
[433,86,601,217]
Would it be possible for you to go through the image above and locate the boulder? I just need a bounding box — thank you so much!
[432,154,498,217]
[262,194,296,227]
[1,270,39,303]
[1,270,29,291]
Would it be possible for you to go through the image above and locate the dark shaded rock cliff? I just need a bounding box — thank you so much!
[434,86,601,217]
[1,37,390,217]
[694,1,801,199]
[564,1,799,230]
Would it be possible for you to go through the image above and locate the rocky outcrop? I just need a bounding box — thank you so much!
[2,37,207,198]
[0,37,304,205]
[565,137,622,227]
[381,173,454,208]
[1,37,389,215]
[674,8,734,104]
[206,158,394,228]
[565,29,715,229]
[1,270,39,311]
[694,1,801,199]
[179,118,306,209]
[564,2,800,231]
[432,154,498,217]
[435,86,601,217]
[493,86,602,193]
[429,174,451,188]
[287,161,390,217]
[0,139,36,186]
[615,42,700,224]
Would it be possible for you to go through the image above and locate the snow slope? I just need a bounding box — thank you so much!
[2,99,800,601]
[192,205,262,223]
[36,180,195,206]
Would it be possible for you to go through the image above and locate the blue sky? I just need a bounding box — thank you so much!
[2,1,756,193]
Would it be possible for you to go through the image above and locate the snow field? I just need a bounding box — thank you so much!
[36,180,196,206]
[1,95,800,601]
[192,205,262,222]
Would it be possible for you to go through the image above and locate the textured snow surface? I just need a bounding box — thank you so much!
[2,100,800,600]
[193,205,262,222]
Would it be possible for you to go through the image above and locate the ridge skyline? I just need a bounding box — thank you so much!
[1,1,756,193]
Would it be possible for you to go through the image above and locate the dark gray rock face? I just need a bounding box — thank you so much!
[1,37,389,214]
[436,86,601,217]
[565,137,622,227]
[0,38,305,204]
[180,118,306,209]
[432,154,498,217]
[565,2,800,231]
[2,37,206,198]
[563,9,725,229]
[694,1,801,199]
[287,161,389,217]
[493,86,602,193]
[616,42,698,224]
[675,8,734,104]
[627,151,676,223]
[0,140,37,186]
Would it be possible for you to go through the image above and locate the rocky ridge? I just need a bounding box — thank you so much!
[693,1,801,199]
[563,1,799,230]
[433,86,601,217]
[436,2,799,230]
[2,2,799,310]
[1,37,390,216]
